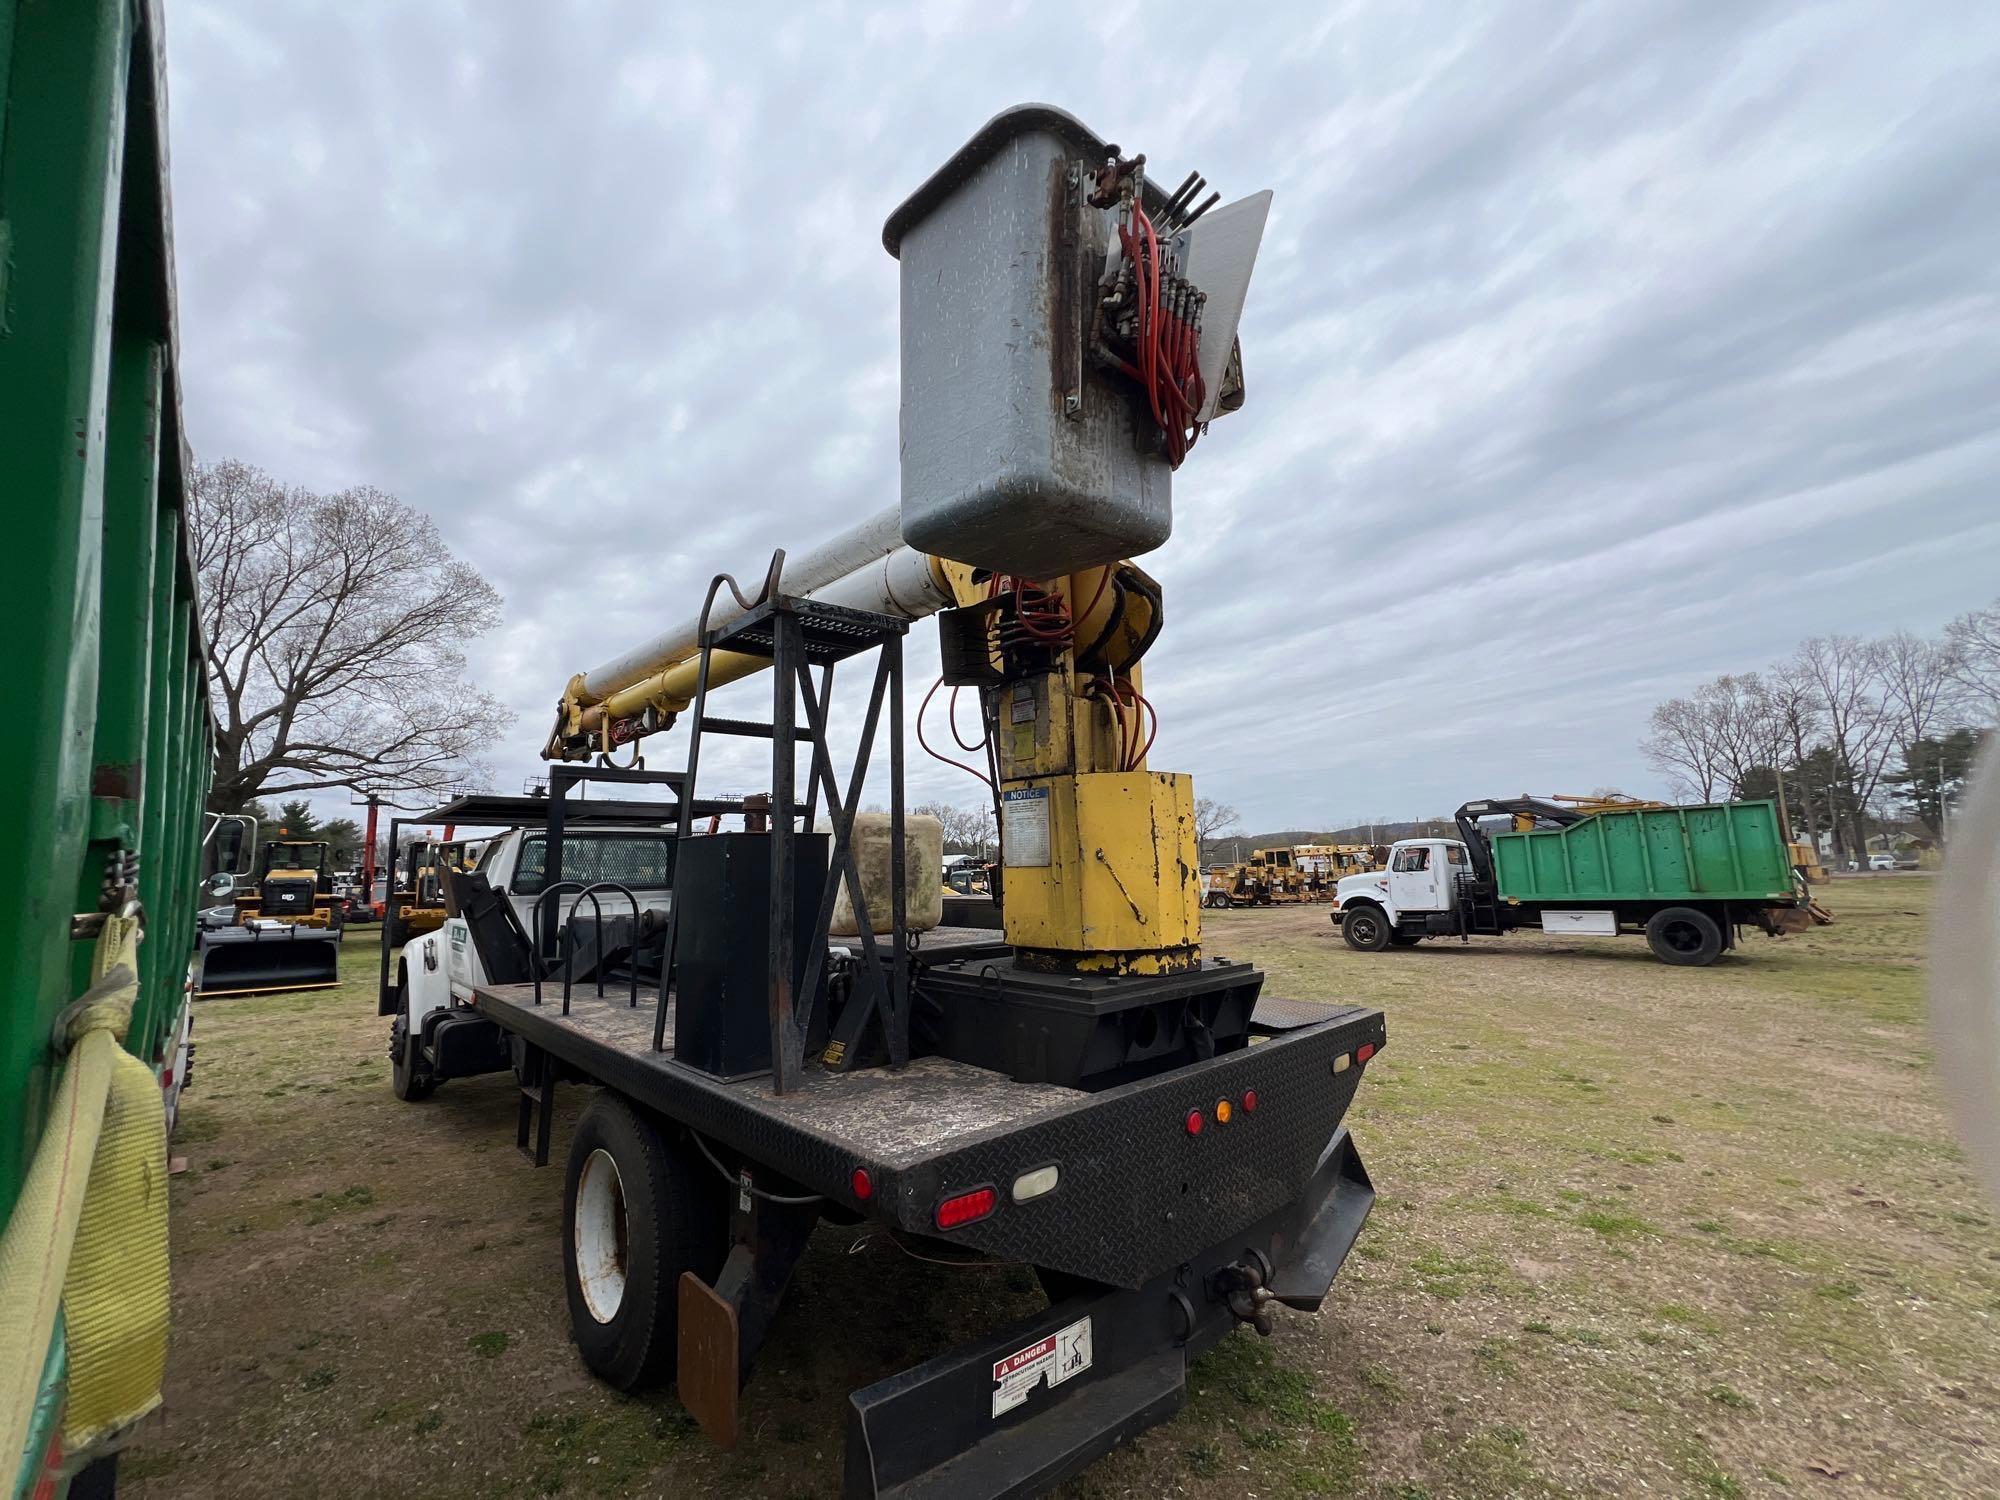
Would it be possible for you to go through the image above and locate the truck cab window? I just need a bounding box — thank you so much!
[512,833,675,896]
[1445,844,1465,865]
[1393,847,1430,873]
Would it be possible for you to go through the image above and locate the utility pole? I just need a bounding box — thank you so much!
[1938,750,1950,848]
[353,790,381,901]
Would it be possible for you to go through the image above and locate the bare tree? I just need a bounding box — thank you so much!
[1879,630,1959,750]
[913,800,992,855]
[193,460,511,813]
[1193,797,1241,846]
[1792,636,1896,867]
[1640,693,1725,801]
[1760,657,1825,843]
[1945,598,2000,725]
[1702,674,1788,797]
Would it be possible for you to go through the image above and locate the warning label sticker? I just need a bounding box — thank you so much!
[991,1315,1092,1418]
[1001,786,1051,869]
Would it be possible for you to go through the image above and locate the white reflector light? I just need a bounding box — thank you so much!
[1333,1053,1351,1073]
[1012,1164,1060,1203]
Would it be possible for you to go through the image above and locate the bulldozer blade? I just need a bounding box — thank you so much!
[195,926,342,998]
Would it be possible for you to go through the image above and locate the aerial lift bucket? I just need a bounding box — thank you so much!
[194,924,342,998]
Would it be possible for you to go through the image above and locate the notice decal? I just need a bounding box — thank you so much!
[991,1315,1092,1418]
[1001,786,1051,868]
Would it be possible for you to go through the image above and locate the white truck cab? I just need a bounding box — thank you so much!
[1332,838,1469,947]
[395,822,675,1054]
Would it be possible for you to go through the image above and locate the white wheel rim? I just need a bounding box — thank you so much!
[575,1148,629,1323]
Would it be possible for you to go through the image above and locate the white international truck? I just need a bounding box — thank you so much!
[385,808,676,1100]
[1330,797,1826,967]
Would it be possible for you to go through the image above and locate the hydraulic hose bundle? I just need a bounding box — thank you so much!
[1092,156,1215,468]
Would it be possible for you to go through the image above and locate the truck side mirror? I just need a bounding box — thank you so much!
[210,818,241,874]
[211,814,257,876]
[202,872,235,900]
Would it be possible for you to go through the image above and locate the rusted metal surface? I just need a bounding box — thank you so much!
[676,1272,740,1448]
[891,104,1172,579]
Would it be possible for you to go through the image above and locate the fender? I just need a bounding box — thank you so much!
[402,929,454,1033]
[1333,873,1401,927]
[1336,895,1402,925]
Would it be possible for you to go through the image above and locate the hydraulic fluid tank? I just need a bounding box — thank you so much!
[884,105,1170,580]
[829,813,944,937]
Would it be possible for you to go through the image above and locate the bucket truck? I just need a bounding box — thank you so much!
[382,105,1384,1499]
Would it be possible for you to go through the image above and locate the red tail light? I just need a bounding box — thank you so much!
[851,1167,874,1201]
[935,1185,997,1230]
[1185,1108,1205,1136]
[1356,1042,1377,1063]
[1242,1089,1259,1112]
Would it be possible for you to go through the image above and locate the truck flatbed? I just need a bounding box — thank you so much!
[478,981,1090,1165]
[474,958,1375,1180]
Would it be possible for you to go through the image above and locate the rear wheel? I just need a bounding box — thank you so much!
[1645,907,1723,966]
[1342,906,1393,952]
[563,1093,728,1389]
[390,989,435,1101]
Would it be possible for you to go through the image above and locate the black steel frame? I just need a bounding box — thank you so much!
[654,586,911,1095]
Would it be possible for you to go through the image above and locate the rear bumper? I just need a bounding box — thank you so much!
[844,1128,1373,1499]
[866,1011,1382,1290]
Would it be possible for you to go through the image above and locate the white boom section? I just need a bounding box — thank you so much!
[581,507,909,701]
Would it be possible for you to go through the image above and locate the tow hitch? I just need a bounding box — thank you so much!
[1211,1252,1279,1336]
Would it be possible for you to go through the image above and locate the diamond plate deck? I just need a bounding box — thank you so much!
[477,982,1085,1167]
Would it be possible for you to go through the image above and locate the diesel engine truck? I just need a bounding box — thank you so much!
[1333,796,1829,966]
[380,105,1384,1499]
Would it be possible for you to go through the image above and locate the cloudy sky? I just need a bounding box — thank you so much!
[166,1,2000,833]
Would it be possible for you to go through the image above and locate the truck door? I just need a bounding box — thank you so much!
[1387,843,1443,912]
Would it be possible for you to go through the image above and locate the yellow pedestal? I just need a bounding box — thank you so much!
[1001,770,1201,974]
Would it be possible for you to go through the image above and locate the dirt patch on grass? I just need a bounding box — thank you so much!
[125,882,1999,1497]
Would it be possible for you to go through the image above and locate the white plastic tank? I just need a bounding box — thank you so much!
[828,812,944,937]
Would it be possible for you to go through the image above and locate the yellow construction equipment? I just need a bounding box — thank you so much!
[392,836,480,939]
[1294,843,1379,897]
[195,837,343,997]
[231,839,339,928]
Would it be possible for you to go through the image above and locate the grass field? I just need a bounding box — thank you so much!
[124,878,1999,1498]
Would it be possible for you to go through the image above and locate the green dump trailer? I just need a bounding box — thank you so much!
[1334,798,1829,966]
[0,2,212,1492]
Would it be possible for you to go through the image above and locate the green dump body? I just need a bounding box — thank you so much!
[1490,800,1797,906]
[1,1,207,1489]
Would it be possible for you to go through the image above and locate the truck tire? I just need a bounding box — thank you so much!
[389,995,434,1101]
[1646,907,1723,967]
[563,1093,729,1390]
[1342,905,1393,952]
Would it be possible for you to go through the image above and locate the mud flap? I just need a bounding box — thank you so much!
[678,1272,741,1449]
